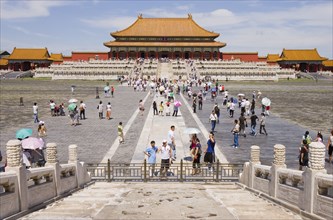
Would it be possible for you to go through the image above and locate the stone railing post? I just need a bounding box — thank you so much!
[6,140,28,211]
[248,145,261,187]
[68,144,90,187]
[45,143,61,195]
[302,142,327,213]
[269,144,286,197]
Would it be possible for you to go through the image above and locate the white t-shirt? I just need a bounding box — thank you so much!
[50,103,55,109]
[209,113,217,121]
[167,130,175,144]
[230,102,235,110]
[160,145,171,159]
[33,105,38,114]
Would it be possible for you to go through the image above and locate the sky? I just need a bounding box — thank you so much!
[1,0,332,58]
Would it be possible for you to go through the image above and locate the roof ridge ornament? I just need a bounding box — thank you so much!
[188,13,192,19]
[138,14,143,19]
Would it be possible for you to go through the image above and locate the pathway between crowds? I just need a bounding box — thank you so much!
[2,83,329,219]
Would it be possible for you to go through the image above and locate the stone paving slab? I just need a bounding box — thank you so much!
[20,182,303,220]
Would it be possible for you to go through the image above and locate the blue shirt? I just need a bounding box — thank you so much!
[206,139,215,153]
[146,146,158,164]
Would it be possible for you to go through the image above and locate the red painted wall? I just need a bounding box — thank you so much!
[71,52,109,61]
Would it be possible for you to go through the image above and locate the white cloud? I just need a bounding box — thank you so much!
[0,0,70,20]
[176,5,190,11]
[10,26,50,38]
[81,16,137,30]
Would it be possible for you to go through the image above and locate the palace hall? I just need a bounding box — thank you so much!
[104,14,226,60]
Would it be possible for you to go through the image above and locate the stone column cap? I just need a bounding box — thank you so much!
[251,145,260,150]
[274,144,285,149]
[7,139,21,146]
[46,143,57,147]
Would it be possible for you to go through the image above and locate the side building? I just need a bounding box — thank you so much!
[104,14,226,60]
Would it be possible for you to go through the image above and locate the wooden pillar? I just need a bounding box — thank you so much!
[116,52,119,60]
[156,51,158,59]
[210,52,213,61]
[306,64,310,72]
[201,52,204,60]
[20,63,24,71]
[126,52,129,59]
[146,51,148,59]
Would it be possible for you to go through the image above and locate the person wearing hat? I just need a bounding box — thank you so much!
[159,140,172,178]
[38,121,47,137]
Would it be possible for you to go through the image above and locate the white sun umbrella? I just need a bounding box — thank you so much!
[261,97,271,106]
[68,98,78,103]
[183,127,201,135]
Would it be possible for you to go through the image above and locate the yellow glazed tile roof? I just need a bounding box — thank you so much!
[7,48,51,60]
[322,60,333,67]
[50,53,63,62]
[104,41,226,48]
[280,49,327,61]
[267,54,280,62]
[111,15,219,38]
[0,58,8,66]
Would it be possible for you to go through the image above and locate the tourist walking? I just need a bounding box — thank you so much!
[231,120,240,148]
[250,111,259,136]
[106,102,112,120]
[79,101,86,120]
[139,100,145,116]
[314,131,323,143]
[165,102,171,116]
[159,140,172,178]
[250,99,255,113]
[153,101,158,115]
[259,113,268,135]
[167,125,176,160]
[159,101,164,116]
[245,99,251,116]
[118,122,124,144]
[198,95,203,110]
[229,100,235,118]
[239,113,247,137]
[204,132,215,172]
[33,102,39,123]
[302,131,312,145]
[327,129,333,163]
[209,110,217,133]
[97,101,103,119]
[111,86,115,97]
[299,140,309,170]
[172,103,179,117]
[144,140,158,177]
[192,97,197,113]
[214,103,220,123]
[50,100,56,116]
[38,121,47,137]
[191,138,202,175]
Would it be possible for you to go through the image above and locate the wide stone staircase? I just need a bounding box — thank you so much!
[20,182,303,220]
[159,62,173,80]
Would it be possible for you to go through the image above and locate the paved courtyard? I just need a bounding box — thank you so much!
[0,84,332,174]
